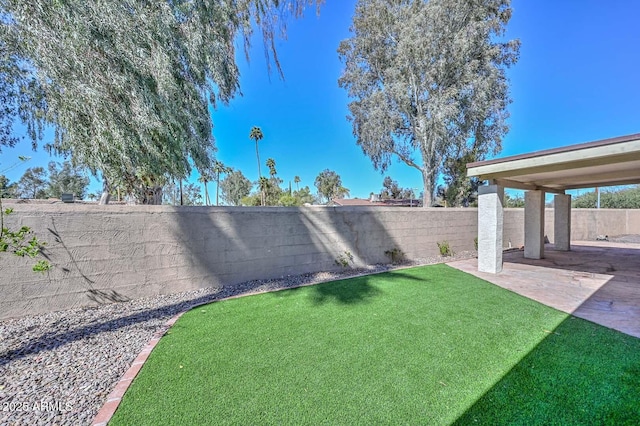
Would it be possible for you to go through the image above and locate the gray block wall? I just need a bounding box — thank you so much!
[1,203,638,320]
[0,205,476,319]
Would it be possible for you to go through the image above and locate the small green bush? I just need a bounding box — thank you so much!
[334,250,354,268]
[384,247,406,264]
[437,241,453,257]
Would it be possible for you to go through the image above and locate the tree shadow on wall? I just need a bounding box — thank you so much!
[171,205,403,306]
[0,208,405,368]
[47,220,131,304]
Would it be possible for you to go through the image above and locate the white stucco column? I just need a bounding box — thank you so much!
[554,194,571,251]
[524,190,545,259]
[478,184,504,273]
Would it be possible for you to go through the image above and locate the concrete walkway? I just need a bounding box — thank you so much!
[449,241,640,339]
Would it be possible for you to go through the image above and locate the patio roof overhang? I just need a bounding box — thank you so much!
[466,133,640,193]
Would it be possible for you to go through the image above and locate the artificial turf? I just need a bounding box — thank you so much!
[109,264,640,425]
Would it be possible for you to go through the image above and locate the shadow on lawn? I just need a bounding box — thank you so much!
[452,315,640,424]
[310,276,384,305]
[450,243,640,424]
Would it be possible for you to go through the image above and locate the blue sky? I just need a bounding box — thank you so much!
[2,0,640,201]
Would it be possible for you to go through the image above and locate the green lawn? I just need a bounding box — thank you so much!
[110,264,640,425]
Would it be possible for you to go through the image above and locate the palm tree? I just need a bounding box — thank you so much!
[294,175,301,191]
[212,160,231,206]
[258,176,269,206]
[197,171,212,206]
[266,158,276,178]
[250,126,264,205]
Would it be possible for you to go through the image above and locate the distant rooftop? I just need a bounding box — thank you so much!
[330,197,421,207]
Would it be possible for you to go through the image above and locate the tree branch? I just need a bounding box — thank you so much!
[391,148,422,172]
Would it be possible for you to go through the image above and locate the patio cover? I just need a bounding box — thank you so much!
[466,132,640,273]
[466,133,640,193]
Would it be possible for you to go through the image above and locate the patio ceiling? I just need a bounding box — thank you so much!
[466,133,640,193]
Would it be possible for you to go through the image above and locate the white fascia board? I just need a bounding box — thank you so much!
[468,139,640,179]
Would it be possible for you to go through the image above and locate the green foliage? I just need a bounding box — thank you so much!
[207,160,232,206]
[0,39,45,150]
[266,158,277,177]
[240,193,262,206]
[16,166,47,199]
[504,192,525,208]
[2,1,321,195]
[0,174,17,198]
[250,126,264,179]
[0,201,51,272]
[437,151,481,207]
[273,186,316,206]
[221,169,252,206]
[238,158,316,207]
[338,0,519,206]
[46,161,89,199]
[572,186,640,209]
[380,176,414,200]
[314,169,350,203]
[162,181,202,206]
[291,186,316,206]
[437,240,453,257]
[384,247,406,264]
[277,194,298,207]
[334,250,354,268]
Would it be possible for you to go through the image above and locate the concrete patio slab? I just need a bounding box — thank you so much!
[449,241,640,339]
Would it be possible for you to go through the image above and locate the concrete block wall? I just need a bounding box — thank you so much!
[0,205,482,320]
[1,203,638,320]
[543,208,640,242]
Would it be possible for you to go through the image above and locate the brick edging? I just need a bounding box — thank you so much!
[90,307,188,425]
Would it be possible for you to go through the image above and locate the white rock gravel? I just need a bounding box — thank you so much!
[0,252,474,426]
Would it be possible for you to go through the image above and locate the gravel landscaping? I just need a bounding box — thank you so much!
[0,251,475,426]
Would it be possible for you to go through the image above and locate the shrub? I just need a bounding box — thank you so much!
[335,250,354,268]
[437,241,453,257]
[384,247,406,264]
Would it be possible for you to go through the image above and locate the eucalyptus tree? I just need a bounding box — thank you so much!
[437,150,481,207]
[220,169,252,206]
[46,161,90,199]
[0,175,16,198]
[0,39,44,150]
[17,167,47,199]
[338,0,519,206]
[314,169,350,203]
[1,0,322,203]
[380,176,414,200]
